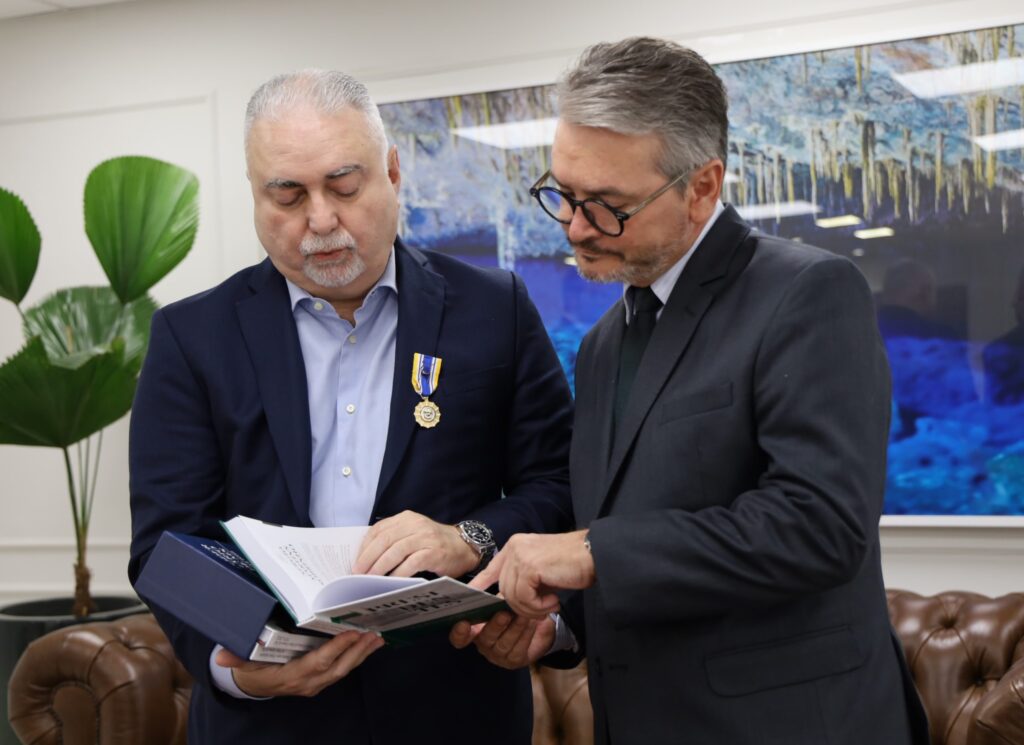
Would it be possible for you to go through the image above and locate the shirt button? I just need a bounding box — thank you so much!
[313,301,324,311]
[348,335,357,344]
[342,466,352,477]
[346,404,356,414]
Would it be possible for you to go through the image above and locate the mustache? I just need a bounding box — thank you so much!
[569,239,623,259]
[300,232,357,256]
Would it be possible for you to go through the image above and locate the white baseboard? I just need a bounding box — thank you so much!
[0,584,137,608]
[0,539,134,607]
[880,525,1024,597]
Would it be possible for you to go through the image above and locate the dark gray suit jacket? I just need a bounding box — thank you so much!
[559,205,929,745]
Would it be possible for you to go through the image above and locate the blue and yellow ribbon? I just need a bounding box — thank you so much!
[411,353,442,398]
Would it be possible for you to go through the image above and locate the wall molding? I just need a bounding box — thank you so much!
[879,526,1024,595]
[0,529,1018,603]
[0,541,134,606]
[880,526,1024,551]
[0,583,135,607]
[881,545,1024,559]
[0,539,129,551]
[0,94,210,128]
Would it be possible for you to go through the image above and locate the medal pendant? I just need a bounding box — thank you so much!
[414,398,441,428]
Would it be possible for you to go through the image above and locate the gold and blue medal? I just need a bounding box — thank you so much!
[411,353,442,428]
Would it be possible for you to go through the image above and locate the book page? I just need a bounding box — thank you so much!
[223,516,369,622]
[313,574,425,610]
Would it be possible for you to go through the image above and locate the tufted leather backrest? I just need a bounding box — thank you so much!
[8,613,191,745]
[10,597,1024,745]
[887,589,1024,745]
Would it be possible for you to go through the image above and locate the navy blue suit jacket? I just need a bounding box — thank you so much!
[128,241,573,744]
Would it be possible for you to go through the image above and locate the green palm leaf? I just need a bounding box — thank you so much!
[85,156,199,304]
[0,187,41,305]
[0,336,137,447]
[23,286,158,369]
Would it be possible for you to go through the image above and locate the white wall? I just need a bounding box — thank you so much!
[0,0,1022,607]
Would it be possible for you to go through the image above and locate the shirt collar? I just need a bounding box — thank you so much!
[624,200,725,319]
[285,245,398,311]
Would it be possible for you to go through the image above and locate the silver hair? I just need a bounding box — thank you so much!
[244,69,388,167]
[556,37,728,181]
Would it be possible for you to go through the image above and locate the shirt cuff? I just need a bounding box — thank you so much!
[548,612,579,654]
[210,645,272,700]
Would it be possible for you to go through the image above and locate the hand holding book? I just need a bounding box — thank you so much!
[449,610,557,671]
[222,516,505,641]
[214,629,384,698]
[135,516,507,665]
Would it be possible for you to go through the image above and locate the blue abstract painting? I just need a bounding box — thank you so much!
[379,24,1024,517]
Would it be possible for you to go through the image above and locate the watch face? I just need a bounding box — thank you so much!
[460,520,493,546]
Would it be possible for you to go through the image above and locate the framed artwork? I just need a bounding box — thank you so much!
[379,23,1024,521]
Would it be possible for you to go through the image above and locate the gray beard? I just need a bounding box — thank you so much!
[303,250,367,288]
[300,233,366,288]
[574,249,677,287]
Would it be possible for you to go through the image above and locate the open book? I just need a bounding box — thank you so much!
[221,515,505,644]
[135,530,332,661]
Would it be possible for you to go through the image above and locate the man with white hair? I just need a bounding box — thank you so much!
[128,70,573,744]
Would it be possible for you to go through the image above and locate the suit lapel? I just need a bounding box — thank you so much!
[589,304,625,482]
[572,302,624,527]
[597,206,754,516]
[373,240,446,508]
[236,259,313,524]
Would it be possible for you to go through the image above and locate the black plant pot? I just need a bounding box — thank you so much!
[1,595,147,745]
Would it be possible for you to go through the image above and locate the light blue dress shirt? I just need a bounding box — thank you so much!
[212,248,398,698]
[285,248,398,528]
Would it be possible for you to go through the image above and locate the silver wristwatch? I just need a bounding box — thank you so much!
[456,520,496,571]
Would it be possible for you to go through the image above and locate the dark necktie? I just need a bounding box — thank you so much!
[614,286,662,431]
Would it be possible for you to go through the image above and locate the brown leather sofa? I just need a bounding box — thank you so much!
[887,590,1024,745]
[8,590,1024,745]
[7,613,590,745]
[7,613,190,745]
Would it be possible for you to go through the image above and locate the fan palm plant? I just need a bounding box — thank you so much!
[0,156,199,617]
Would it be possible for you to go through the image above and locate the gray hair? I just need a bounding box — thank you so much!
[556,37,728,181]
[244,69,388,166]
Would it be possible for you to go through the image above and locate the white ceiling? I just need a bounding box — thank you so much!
[0,0,137,22]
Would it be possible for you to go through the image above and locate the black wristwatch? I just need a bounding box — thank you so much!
[455,520,496,572]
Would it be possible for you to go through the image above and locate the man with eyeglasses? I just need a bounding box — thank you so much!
[452,37,929,745]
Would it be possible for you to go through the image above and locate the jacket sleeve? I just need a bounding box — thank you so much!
[463,272,575,546]
[127,308,235,690]
[587,257,891,627]
[540,590,588,670]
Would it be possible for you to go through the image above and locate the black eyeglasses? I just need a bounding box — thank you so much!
[529,169,688,237]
